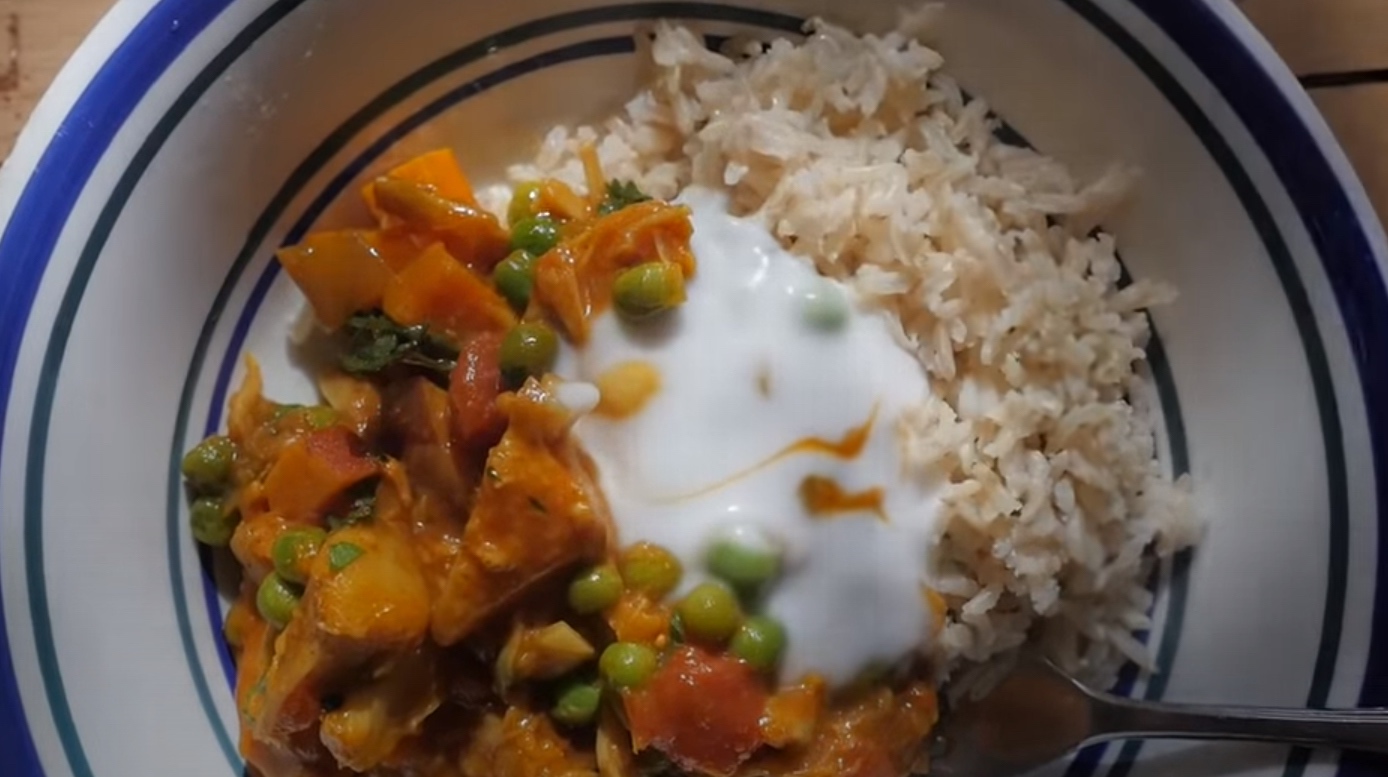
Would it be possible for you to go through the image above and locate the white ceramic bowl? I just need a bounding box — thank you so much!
[0,1,1385,776]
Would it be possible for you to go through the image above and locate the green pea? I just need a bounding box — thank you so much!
[499,323,559,385]
[256,572,301,630]
[492,250,539,311]
[801,283,849,332]
[613,262,686,320]
[181,435,237,491]
[599,642,659,690]
[508,181,544,226]
[676,582,742,645]
[551,679,603,727]
[190,496,239,547]
[568,564,624,614]
[706,540,781,592]
[509,216,561,257]
[271,528,327,585]
[620,543,682,599]
[730,616,787,672]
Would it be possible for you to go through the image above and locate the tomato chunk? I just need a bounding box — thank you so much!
[449,332,507,451]
[625,646,767,777]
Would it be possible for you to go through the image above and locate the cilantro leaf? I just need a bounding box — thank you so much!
[327,481,377,531]
[339,311,459,377]
[598,180,652,216]
[328,542,365,572]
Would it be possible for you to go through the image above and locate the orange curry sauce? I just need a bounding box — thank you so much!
[181,149,937,777]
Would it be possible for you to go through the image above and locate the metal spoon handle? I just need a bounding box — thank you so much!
[1090,694,1388,754]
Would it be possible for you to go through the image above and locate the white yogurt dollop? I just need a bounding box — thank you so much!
[558,187,944,687]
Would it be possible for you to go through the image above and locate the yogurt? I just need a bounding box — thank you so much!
[557,188,945,687]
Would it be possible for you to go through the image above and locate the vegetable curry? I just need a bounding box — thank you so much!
[184,148,938,777]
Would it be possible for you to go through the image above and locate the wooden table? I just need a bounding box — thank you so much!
[0,0,1383,222]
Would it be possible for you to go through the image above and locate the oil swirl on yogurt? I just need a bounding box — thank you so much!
[557,187,945,687]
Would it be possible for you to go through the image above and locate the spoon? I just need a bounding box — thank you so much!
[927,656,1388,777]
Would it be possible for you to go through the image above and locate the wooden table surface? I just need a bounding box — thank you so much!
[0,0,1383,223]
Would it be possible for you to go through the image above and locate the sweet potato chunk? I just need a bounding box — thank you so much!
[382,243,516,341]
[363,148,480,216]
[278,231,395,330]
[371,179,509,271]
[262,428,379,525]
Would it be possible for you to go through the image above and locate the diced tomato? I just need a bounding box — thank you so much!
[625,646,768,777]
[304,427,377,477]
[449,332,507,451]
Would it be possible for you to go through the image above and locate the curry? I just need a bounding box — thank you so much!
[182,148,938,777]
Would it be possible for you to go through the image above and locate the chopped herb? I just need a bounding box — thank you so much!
[597,179,652,216]
[328,542,365,572]
[528,496,548,514]
[636,750,689,777]
[668,612,686,645]
[327,481,377,530]
[339,311,459,377]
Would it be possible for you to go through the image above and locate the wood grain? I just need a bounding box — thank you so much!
[0,0,112,161]
[1313,84,1388,225]
[0,0,1385,228]
[1241,0,1388,76]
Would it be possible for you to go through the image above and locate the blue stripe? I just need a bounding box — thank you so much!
[173,4,801,715]
[1124,4,1388,774]
[0,1,239,773]
[191,10,1199,775]
[165,5,803,763]
[1056,3,1353,776]
[0,3,1381,777]
[30,0,311,771]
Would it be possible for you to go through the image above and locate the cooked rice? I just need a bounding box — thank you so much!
[487,10,1199,690]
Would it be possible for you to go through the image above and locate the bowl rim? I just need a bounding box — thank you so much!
[0,1,1384,776]
[1151,1,1388,760]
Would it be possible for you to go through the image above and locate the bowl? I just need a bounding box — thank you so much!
[0,1,1385,775]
